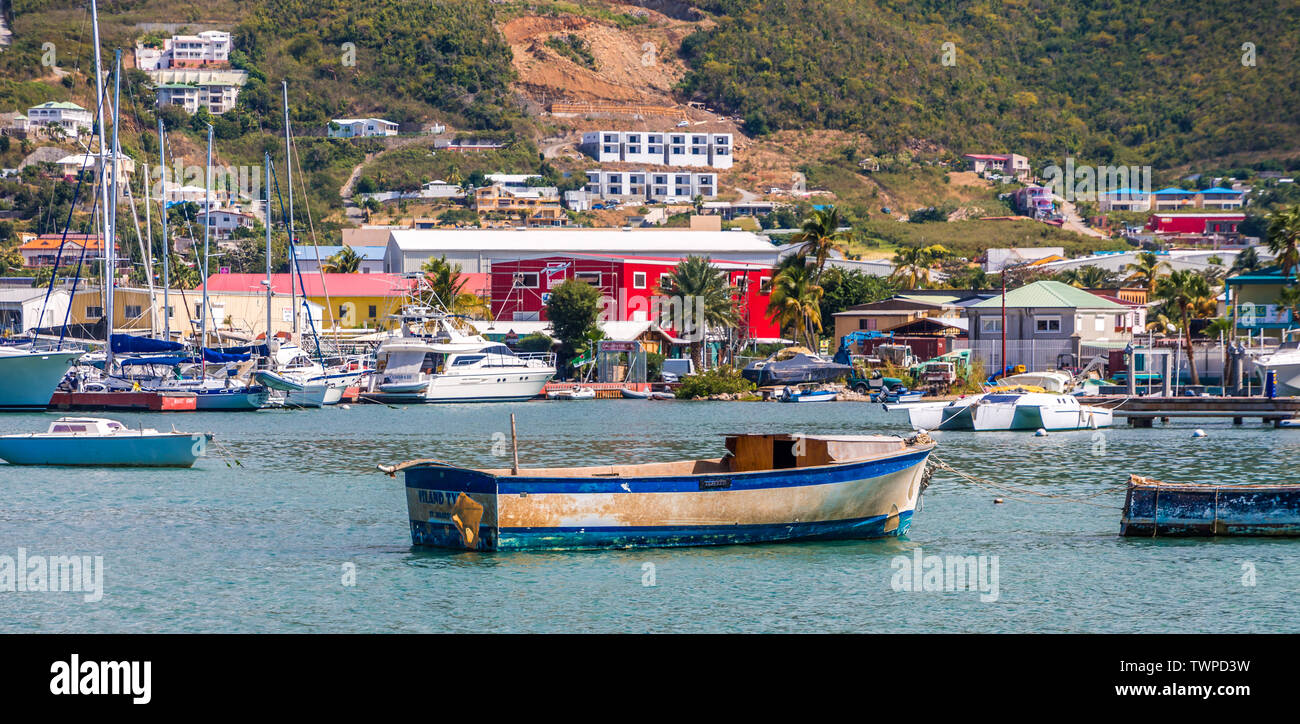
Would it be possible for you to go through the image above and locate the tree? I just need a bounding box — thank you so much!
[1230,246,1263,275]
[768,260,824,349]
[818,267,897,325]
[1056,265,1120,288]
[1278,285,1300,326]
[1266,204,1300,277]
[420,255,489,317]
[786,206,850,279]
[322,246,363,273]
[890,245,937,288]
[1153,269,1213,385]
[943,265,990,290]
[0,247,23,276]
[1123,251,1169,293]
[546,278,603,377]
[656,256,739,371]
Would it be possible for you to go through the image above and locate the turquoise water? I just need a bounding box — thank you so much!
[2,401,1298,633]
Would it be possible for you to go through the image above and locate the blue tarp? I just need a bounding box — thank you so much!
[111,334,185,354]
[119,355,190,366]
[217,344,269,357]
[202,348,252,363]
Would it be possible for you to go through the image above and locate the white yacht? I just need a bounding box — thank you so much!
[1253,339,1300,396]
[890,389,1113,431]
[0,345,83,411]
[366,307,555,403]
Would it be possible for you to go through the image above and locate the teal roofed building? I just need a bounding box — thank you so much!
[1226,266,1297,330]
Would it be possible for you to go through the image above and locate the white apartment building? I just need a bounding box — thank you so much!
[581,130,734,169]
[25,102,92,137]
[168,31,231,68]
[200,208,256,239]
[585,168,718,203]
[148,69,248,114]
[328,118,399,138]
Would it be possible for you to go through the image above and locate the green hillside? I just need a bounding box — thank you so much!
[680,0,1300,168]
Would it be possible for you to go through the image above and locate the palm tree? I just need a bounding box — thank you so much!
[1278,285,1300,326]
[1230,246,1263,275]
[1266,205,1300,277]
[1153,269,1213,385]
[786,206,851,279]
[1056,265,1119,289]
[890,246,933,288]
[767,261,824,350]
[657,256,738,370]
[1123,251,1170,293]
[421,255,490,318]
[321,246,362,273]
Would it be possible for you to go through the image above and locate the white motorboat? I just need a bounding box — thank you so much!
[889,388,1112,431]
[0,345,83,411]
[366,307,555,403]
[0,417,209,467]
[547,385,596,400]
[1254,339,1300,395]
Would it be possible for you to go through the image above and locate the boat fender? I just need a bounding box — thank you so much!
[341,404,351,410]
[1192,429,1207,438]
[1034,428,1048,436]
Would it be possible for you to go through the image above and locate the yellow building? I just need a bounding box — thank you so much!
[199,273,415,332]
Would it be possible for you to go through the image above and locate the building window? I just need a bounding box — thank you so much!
[659,273,673,292]
[516,272,539,288]
[980,318,1002,334]
[633,271,647,289]
[86,306,104,318]
[1094,315,1105,332]
[369,305,377,318]
[575,272,601,286]
[759,276,772,294]
[858,318,877,330]
[1035,316,1061,333]
[338,305,347,318]
[124,305,142,318]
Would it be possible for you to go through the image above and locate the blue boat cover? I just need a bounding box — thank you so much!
[110,334,185,354]
[119,355,189,366]
[202,348,252,363]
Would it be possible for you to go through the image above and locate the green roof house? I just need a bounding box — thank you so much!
[966,280,1134,369]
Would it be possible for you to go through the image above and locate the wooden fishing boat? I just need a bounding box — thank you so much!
[0,417,210,467]
[380,432,936,550]
[1121,474,1300,537]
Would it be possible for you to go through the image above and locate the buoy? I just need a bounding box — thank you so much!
[993,498,1004,504]
[1192,429,1206,438]
[341,404,351,410]
[1034,428,1048,436]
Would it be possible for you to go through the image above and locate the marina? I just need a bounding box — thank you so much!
[3,400,1297,633]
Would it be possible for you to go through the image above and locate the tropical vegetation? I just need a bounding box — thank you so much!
[656,256,739,371]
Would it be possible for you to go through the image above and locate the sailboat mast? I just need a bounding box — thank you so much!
[282,81,297,337]
[106,47,121,371]
[158,116,170,341]
[201,123,213,354]
[143,159,154,338]
[265,152,273,342]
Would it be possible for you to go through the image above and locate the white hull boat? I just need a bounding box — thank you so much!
[547,385,596,400]
[0,346,83,411]
[1254,341,1300,396]
[0,417,209,467]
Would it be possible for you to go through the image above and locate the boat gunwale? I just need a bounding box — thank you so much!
[393,438,935,482]
[1127,474,1300,492]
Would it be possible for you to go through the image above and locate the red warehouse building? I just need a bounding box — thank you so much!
[489,253,783,341]
[1145,212,1245,235]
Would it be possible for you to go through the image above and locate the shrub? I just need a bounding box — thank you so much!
[676,367,756,398]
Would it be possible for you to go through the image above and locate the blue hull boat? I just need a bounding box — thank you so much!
[1121,475,1300,536]
[192,386,271,411]
[383,433,935,550]
[780,388,839,403]
[0,417,209,467]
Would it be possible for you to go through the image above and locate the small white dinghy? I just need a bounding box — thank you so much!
[547,385,596,400]
[0,417,210,467]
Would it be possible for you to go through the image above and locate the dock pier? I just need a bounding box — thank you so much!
[1092,396,1300,427]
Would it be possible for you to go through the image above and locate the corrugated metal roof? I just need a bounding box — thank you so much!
[293,245,385,261]
[388,229,779,256]
[970,280,1125,310]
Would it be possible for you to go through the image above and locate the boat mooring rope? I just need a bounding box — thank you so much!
[927,455,1124,509]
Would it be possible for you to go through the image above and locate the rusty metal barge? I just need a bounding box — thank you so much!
[382,433,935,551]
[1121,475,1300,537]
